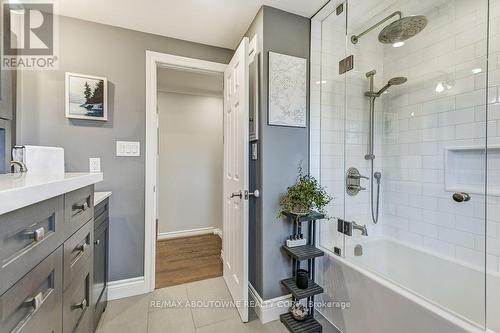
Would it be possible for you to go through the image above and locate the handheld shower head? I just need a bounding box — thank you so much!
[375,76,407,95]
[388,77,407,85]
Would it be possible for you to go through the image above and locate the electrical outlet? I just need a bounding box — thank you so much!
[89,158,101,173]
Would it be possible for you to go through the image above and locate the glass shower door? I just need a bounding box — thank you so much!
[316,3,348,257]
[339,0,489,329]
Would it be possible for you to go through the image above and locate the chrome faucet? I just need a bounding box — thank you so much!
[10,160,28,173]
[352,221,368,236]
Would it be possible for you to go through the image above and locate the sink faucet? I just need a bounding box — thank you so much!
[352,221,368,236]
[10,160,28,173]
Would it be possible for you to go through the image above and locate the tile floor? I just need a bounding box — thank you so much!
[96,277,338,333]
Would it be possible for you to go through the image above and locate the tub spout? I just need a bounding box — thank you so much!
[352,221,368,236]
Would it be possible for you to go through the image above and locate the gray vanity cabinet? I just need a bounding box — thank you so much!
[92,197,109,331]
[0,185,97,333]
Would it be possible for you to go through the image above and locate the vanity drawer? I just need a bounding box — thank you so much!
[63,268,92,333]
[0,246,63,333]
[63,221,92,291]
[0,196,64,295]
[64,186,94,237]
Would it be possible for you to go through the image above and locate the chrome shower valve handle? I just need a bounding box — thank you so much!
[346,167,368,196]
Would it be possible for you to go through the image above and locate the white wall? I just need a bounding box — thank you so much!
[157,92,223,234]
[378,0,497,271]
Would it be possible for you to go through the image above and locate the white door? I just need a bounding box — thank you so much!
[223,37,249,323]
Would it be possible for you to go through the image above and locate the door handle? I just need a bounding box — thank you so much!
[248,189,260,198]
[230,191,243,199]
[230,189,260,200]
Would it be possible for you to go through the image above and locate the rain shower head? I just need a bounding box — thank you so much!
[351,11,427,45]
[378,15,428,44]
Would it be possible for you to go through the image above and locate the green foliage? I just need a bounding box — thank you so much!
[278,163,332,218]
[83,82,92,103]
[88,80,104,104]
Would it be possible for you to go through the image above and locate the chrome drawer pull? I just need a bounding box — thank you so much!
[72,201,89,212]
[94,239,100,246]
[25,227,45,242]
[72,299,87,310]
[74,242,87,255]
[25,292,44,311]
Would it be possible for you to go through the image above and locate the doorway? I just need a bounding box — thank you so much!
[144,51,228,294]
[145,41,253,322]
[155,67,224,288]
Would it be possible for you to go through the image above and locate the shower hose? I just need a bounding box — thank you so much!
[370,159,381,224]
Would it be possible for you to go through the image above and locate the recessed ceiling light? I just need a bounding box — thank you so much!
[472,68,482,74]
[393,42,405,48]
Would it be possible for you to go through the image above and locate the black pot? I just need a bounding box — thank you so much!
[296,269,309,289]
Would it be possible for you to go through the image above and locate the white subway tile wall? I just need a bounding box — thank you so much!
[311,0,500,273]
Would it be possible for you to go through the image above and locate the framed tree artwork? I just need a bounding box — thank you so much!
[65,72,108,121]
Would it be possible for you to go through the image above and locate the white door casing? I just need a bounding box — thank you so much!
[223,37,249,323]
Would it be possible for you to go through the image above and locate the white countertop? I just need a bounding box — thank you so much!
[94,191,112,206]
[0,172,103,215]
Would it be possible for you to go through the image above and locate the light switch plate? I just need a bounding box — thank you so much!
[89,158,101,172]
[116,141,141,157]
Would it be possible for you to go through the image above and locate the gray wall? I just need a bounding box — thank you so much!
[245,6,311,300]
[17,16,233,281]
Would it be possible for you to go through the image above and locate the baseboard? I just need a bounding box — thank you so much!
[213,228,222,238]
[249,283,292,324]
[108,276,147,301]
[157,227,222,240]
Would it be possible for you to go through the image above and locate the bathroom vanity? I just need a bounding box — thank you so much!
[0,172,104,333]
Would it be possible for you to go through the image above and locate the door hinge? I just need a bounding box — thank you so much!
[339,55,354,74]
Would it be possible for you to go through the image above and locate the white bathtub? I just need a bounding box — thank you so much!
[316,239,500,333]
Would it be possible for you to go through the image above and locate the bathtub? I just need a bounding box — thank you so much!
[316,239,500,333]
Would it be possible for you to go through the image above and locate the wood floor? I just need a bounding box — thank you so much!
[155,233,222,289]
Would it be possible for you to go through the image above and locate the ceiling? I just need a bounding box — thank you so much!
[59,0,328,50]
[157,67,223,96]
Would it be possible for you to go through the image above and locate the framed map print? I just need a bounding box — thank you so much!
[268,52,307,127]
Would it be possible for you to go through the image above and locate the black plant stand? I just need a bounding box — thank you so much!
[280,211,325,333]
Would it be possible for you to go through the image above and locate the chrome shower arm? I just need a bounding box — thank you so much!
[351,11,402,44]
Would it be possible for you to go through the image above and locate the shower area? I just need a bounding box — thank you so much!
[310,0,500,332]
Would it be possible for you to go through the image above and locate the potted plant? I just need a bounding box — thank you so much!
[278,163,332,218]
